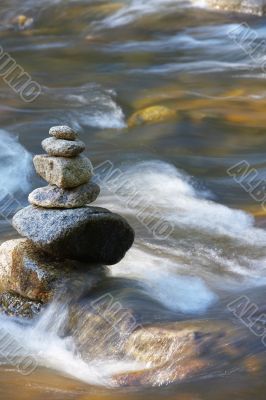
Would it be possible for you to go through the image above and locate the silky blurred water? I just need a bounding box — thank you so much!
[1,0,266,399]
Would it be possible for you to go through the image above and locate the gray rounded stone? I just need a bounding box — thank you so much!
[33,154,93,188]
[49,125,77,140]
[42,137,85,157]
[28,182,100,208]
[12,206,135,265]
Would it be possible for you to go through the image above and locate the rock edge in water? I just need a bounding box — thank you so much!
[13,206,135,265]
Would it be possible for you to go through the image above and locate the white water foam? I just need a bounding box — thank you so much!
[95,0,264,30]
[42,84,126,130]
[0,130,32,199]
[0,302,142,387]
[111,247,217,314]
[1,160,266,385]
[96,0,189,29]
[95,161,266,313]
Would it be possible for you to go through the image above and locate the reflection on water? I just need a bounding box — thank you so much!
[1,0,266,398]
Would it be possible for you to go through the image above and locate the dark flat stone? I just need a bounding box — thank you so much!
[13,206,135,265]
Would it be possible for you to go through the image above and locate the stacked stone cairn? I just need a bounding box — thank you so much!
[0,126,134,318]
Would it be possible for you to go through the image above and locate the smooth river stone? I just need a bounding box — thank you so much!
[0,239,103,303]
[33,154,93,188]
[42,137,85,157]
[49,125,77,140]
[12,206,135,265]
[28,182,100,208]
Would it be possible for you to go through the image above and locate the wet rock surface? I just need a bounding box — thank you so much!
[28,182,100,208]
[204,0,266,15]
[128,105,177,127]
[0,291,43,319]
[13,206,135,264]
[113,319,249,386]
[0,239,104,302]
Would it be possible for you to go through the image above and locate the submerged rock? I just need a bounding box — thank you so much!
[33,154,93,188]
[28,182,100,209]
[49,125,77,140]
[128,105,177,127]
[0,239,103,302]
[11,15,34,31]
[13,206,135,265]
[68,303,131,360]
[123,321,221,364]
[0,291,42,319]
[113,319,247,387]
[114,359,208,387]
[42,137,86,157]
[67,278,178,361]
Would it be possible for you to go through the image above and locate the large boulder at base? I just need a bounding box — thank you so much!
[0,239,105,302]
[12,206,135,265]
[28,182,100,208]
[0,291,42,319]
[33,154,93,188]
[204,0,266,15]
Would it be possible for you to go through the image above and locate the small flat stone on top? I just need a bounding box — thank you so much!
[49,125,77,140]
[42,137,85,157]
[28,182,100,208]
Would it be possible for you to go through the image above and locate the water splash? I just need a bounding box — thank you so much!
[0,130,32,200]
[96,161,266,313]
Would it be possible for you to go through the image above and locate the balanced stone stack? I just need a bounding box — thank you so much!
[29,126,100,209]
[0,126,134,317]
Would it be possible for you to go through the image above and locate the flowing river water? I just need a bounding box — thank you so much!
[1,0,266,399]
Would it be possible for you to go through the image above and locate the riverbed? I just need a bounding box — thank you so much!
[1,0,266,399]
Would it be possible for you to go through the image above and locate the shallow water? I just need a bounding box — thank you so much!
[1,0,266,398]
